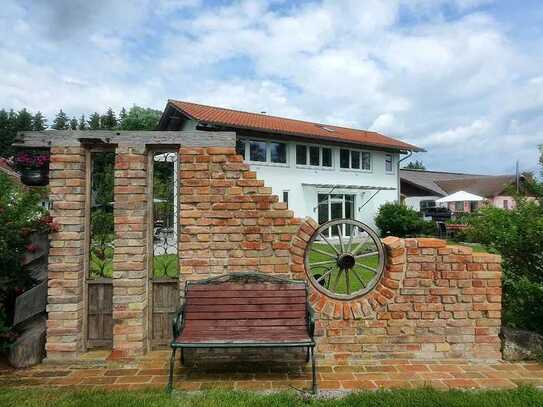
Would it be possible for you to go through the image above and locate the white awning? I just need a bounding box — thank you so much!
[436,190,485,203]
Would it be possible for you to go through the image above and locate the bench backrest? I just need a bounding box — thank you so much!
[181,275,309,341]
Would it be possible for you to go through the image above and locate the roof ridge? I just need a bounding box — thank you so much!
[400,168,488,176]
[170,99,397,140]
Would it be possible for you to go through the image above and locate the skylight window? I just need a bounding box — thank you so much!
[317,125,335,132]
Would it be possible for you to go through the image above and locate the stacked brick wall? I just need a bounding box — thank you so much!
[178,147,502,364]
[111,145,148,357]
[178,146,302,281]
[290,223,502,364]
[46,146,87,360]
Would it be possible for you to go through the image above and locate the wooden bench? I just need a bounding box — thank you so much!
[168,272,317,393]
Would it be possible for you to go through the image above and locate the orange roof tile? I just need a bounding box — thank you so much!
[168,100,424,152]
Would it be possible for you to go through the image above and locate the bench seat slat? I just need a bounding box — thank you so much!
[185,311,305,320]
[185,304,306,313]
[186,289,306,298]
[187,297,306,305]
[189,283,306,291]
[176,334,311,343]
[185,319,307,328]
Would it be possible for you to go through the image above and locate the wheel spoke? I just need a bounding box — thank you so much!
[354,262,377,273]
[346,268,351,295]
[354,251,379,259]
[310,259,337,267]
[316,268,334,283]
[346,225,356,252]
[318,232,340,255]
[332,268,342,292]
[310,246,337,259]
[351,268,367,289]
[351,232,369,255]
[337,225,344,253]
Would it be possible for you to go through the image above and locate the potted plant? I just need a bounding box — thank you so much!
[13,152,50,186]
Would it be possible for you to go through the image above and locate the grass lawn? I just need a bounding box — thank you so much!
[308,241,379,294]
[90,250,178,279]
[1,387,542,407]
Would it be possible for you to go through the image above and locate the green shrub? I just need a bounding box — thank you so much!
[375,202,433,237]
[503,277,543,334]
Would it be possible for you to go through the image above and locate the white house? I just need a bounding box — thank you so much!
[159,100,423,229]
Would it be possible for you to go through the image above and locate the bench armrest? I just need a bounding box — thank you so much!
[172,304,185,339]
[307,302,316,338]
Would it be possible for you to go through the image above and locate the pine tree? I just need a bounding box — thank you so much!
[88,112,101,130]
[101,108,117,130]
[69,116,78,130]
[0,109,16,157]
[403,160,426,170]
[119,107,127,128]
[52,109,69,130]
[15,108,33,131]
[32,112,47,131]
[78,114,87,130]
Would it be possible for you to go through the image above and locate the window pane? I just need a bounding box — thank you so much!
[282,191,289,207]
[322,148,332,167]
[385,154,393,172]
[317,194,328,225]
[309,146,319,166]
[296,145,307,165]
[330,194,343,236]
[270,142,286,163]
[351,150,360,169]
[235,140,245,159]
[361,152,371,170]
[249,141,267,162]
[345,194,355,235]
[340,149,349,168]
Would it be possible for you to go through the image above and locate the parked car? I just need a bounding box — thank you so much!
[421,206,452,221]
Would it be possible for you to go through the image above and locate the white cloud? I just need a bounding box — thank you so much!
[0,0,541,175]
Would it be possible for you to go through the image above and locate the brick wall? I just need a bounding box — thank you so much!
[46,146,87,360]
[178,147,503,364]
[112,145,149,357]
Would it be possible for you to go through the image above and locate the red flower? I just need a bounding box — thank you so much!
[25,243,39,253]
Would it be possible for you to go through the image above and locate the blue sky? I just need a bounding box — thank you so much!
[1,0,542,175]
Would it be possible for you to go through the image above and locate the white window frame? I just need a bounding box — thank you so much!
[295,143,334,169]
[339,148,373,172]
[384,153,394,174]
[237,138,289,167]
[316,192,356,237]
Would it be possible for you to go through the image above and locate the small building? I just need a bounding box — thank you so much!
[159,100,424,228]
[400,169,519,213]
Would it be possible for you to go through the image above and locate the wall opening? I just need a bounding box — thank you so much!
[86,150,115,348]
[149,150,179,347]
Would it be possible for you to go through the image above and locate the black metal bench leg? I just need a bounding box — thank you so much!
[166,347,177,393]
[306,346,310,362]
[180,348,184,365]
[310,346,317,394]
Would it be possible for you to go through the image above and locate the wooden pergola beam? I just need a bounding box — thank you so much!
[15,130,236,148]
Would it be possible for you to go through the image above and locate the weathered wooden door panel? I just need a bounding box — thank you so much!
[87,279,113,348]
[151,279,179,347]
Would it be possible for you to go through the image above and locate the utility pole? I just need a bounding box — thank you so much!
[516,160,520,193]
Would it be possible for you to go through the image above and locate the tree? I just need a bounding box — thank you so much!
[87,112,101,130]
[15,109,33,131]
[0,109,16,157]
[101,108,117,130]
[403,160,426,170]
[52,109,69,130]
[78,114,87,130]
[32,112,47,131]
[69,116,78,130]
[119,107,127,128]
[120,106,161,130]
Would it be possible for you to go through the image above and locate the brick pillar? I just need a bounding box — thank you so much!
[112,144,148,357]
[46,146,87,360]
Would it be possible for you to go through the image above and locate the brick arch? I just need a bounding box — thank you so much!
[289,219,406,321]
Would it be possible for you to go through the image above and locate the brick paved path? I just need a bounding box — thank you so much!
[1,351,542,392]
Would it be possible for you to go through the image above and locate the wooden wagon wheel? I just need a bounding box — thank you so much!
[304,219,385,300]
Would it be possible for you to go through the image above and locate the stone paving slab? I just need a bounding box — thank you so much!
[0,351,542,392]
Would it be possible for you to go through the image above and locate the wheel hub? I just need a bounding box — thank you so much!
[337,253,355,270]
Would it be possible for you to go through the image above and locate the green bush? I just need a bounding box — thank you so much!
[464,197,543,335]
[375,202,433,237]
